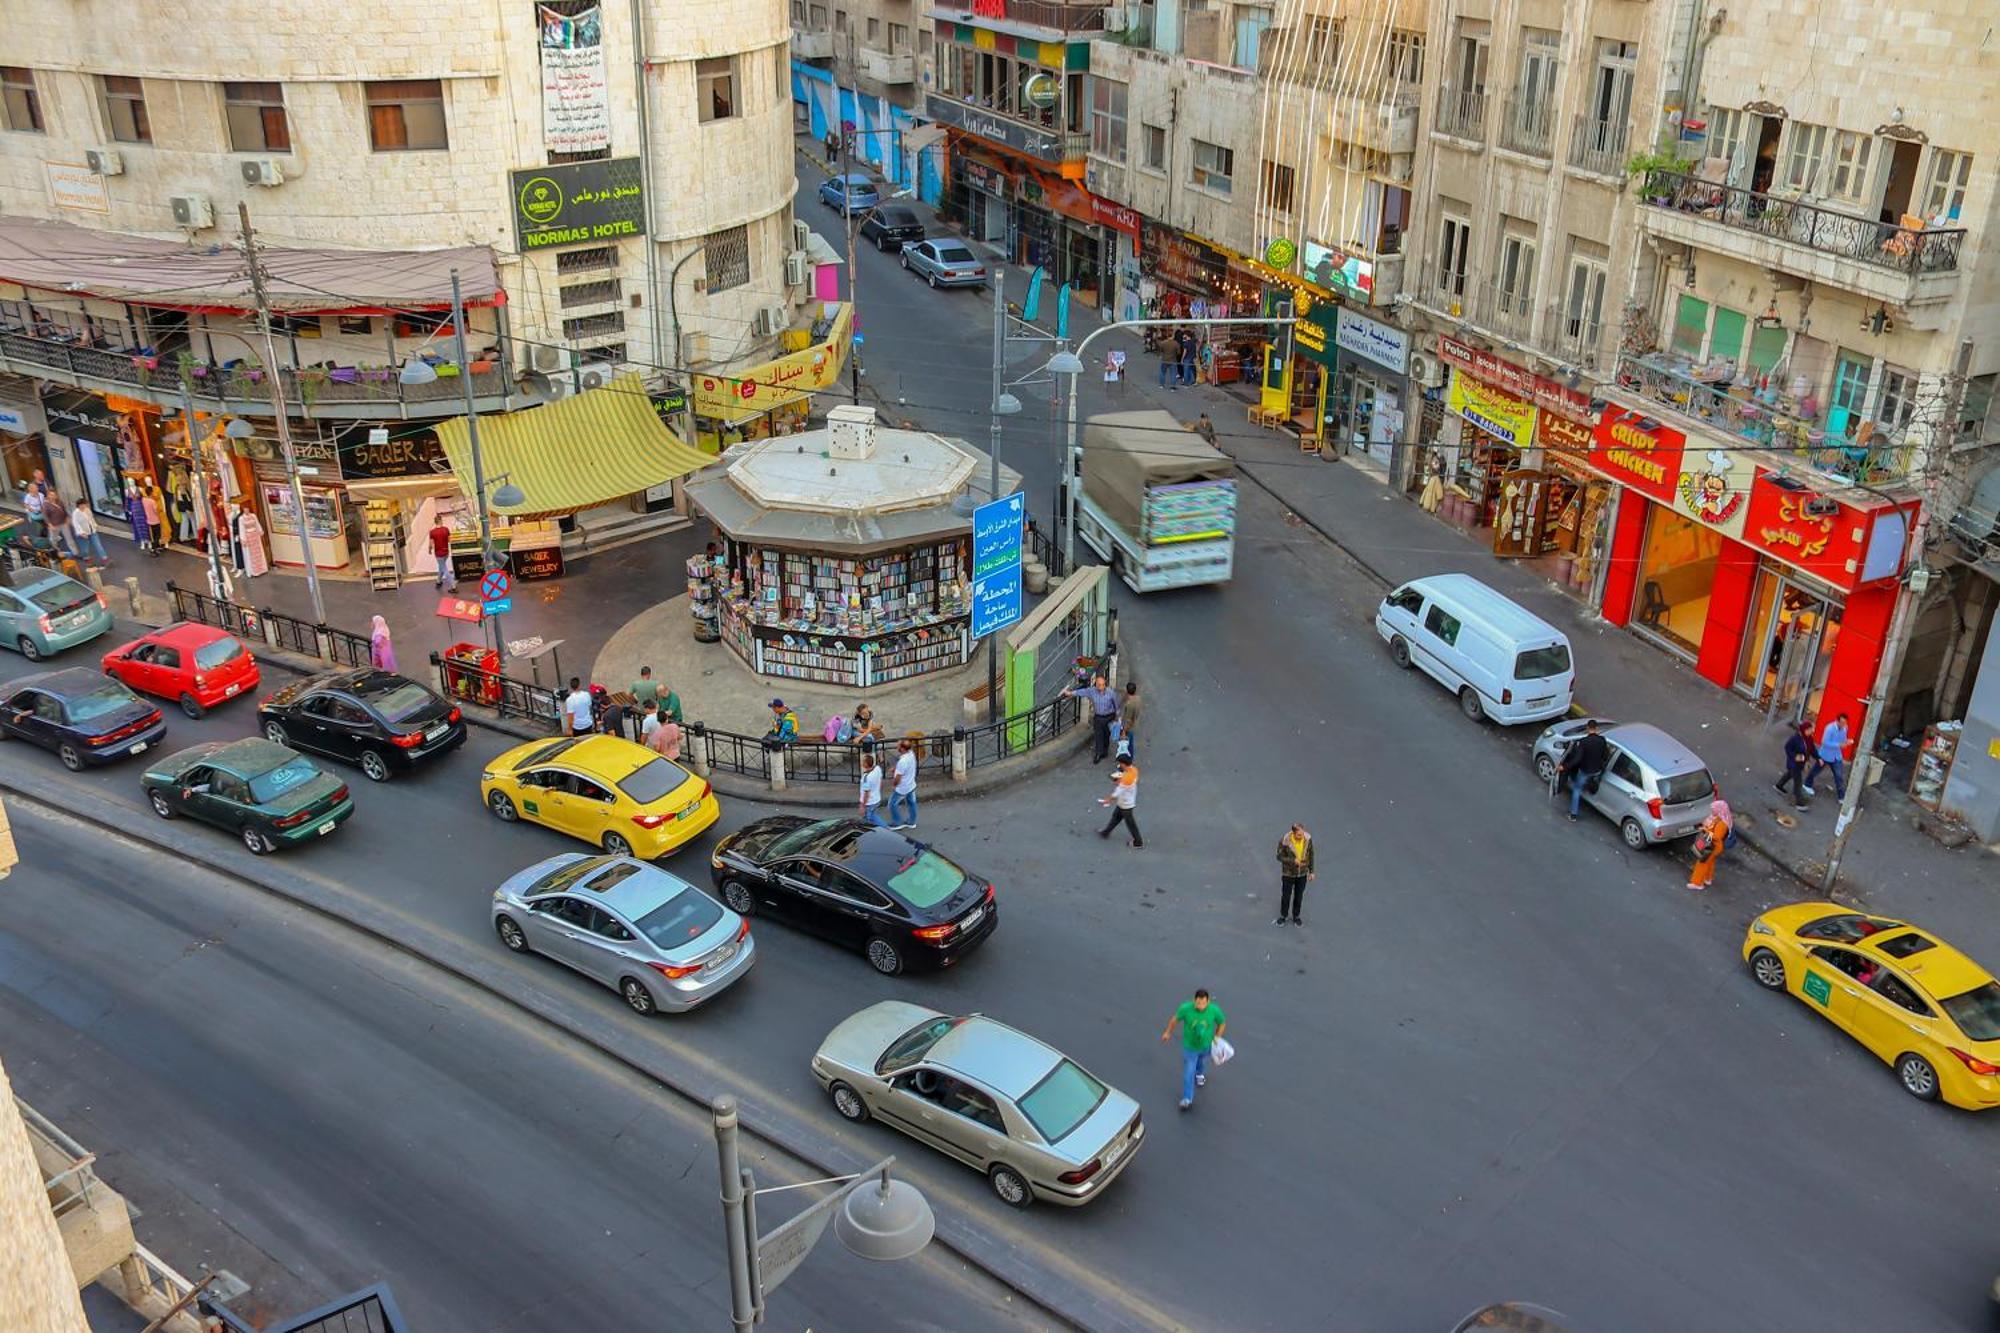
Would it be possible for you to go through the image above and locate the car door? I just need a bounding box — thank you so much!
[284,694,338,758]
[875,1067,962,1153]
[521,894,593,972]
[164,763,212,819]
[768,858,848,938]
[199,770,256,833]
[1801,945,1872,1032]
[910,242,935,275]
[821,868,894,950]
[319,695,375,764]
[559,772,618,842]
[149,644,184,697]
[1,688,48,747]
[0,589,30,648]
[514,769,564,828]
[1414,602,1463,688]
[570,904,644,986]
[1848,967,1938,1062]
[1589,747,1645,823]
[31,691,70,751]
[115,642,156,693]
[926,1075,1013,1169]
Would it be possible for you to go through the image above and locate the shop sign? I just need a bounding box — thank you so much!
[1334,307,1409,375]
[957,157,1011,199]
[291,435,340,470]
[1535,410,1595,460]
[925,94,1065,162]
[1587,410,1685,503]
[1302,241,1373,303]
[692,302,854,421]
[0,406,26,435]
[1437,334,1594,423]
[508,157,645,252]
[1447,371,1538,450]
[1291,289,1341,369]
[512,543,567,582]
[1142,222,1229,298]
[1089,194,1140,237]
[44,162,109,214]
[340,426,448,481]
[1672,443,1755,539]
[38,387,121,444]
[1739,474,1911,590]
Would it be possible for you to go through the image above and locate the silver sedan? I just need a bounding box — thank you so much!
[812,1000,1144,1208]
[492,852,754,1015]
[899,238,987,288]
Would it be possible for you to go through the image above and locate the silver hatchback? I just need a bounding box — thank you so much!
[1532,718,1717,849]
[812,1001,1144,1208]
[492,852,754,1015]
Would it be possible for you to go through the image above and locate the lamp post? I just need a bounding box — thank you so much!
[175,375,232,602]
[712,1095,934,1331]
[987,272,1021,721]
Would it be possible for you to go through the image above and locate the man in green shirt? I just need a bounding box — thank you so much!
[1161,988,1227,1110]
[629,666,682,723]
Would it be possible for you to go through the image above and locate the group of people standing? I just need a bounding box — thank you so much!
[18,467,249,570]
[21,477,110,567]
[1154,326,1207,389]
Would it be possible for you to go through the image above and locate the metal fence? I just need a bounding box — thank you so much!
[324,624,374,669]
[1641,169,1966,274]
[966,693,1082,767]
[167,582,266,640]
[428,651,564,725]
[263,607,321,657]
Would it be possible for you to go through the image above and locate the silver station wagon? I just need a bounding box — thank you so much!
[812,1000,1143,1208]
[1532,718,1717,849]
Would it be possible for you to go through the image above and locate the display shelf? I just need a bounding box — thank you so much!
[1910,720,1963,812]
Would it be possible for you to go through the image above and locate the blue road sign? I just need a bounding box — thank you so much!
[971,563,1022,638]
[483,596,513,615]
[970,493,1025,638]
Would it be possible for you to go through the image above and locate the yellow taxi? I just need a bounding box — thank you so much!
[1744,902,2000,1110]
[480,734,719,859]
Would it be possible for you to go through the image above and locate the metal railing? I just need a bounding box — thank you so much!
[977,0,1107,31]
[1567,114,1628,176]
[965,692,1082,766]
[429,651,564,725]
[1640,169,1967,274]
[1434,85,1487,142]
[323,625,373,670]
[262,607,321,657]
[1497,93,1554,159]
[1025,517,1068,577]
[166,582,267,641]
[1477,278,1538,343]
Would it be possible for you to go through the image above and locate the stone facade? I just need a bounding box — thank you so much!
[0,1060,89,1333]
[790,0,926,108]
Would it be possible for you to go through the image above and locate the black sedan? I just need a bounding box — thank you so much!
[0,667,165,771]
[709,816,996,975]
[858,204,925,252]
[257,668,465,783]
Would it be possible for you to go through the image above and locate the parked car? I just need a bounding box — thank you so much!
[859,204,925,252]
[141,737,354,855]
[481,734,719,859]
[818,173,881,214]
[491,851,755,1016]
[813,1000,1144,1208]
[0,568,113,660]
[1530,718,1715,849]
[1744,903,2000,1110]
[1374,573,1574,724]
[899,239,988,289]
[0,667,164,770]
[710,816,996,975]
[258,668,464,783]
[101,621,260,717]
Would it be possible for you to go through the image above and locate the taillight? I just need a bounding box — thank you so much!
[94,592,106,610]
[631,813,668,829]
[912,922,956,941]
[735,918,751,941]
[1647,796,1664,820]
[649,960,701,980]
[447,706,462,723]
[700,781,712,801]
[330,786,350,804]
[1948,1047,2000,1077]
[983,884,996,905]
[273,808,313,828]
[391,731,424,748]
[37,614,51,634]
[1057,1159,1103,1185]
[1501,688,1513,705]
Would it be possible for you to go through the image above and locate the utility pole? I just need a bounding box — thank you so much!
[446,270,508,670]
[237,202,328,626]
[987,271,1005,721]
[174,375,231,602]
[841,29,863,404]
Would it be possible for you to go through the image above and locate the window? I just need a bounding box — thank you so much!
[1497,231,1536,315]
[890,22,909,53]
[833,8,846,31]
[1830,350,1873,418]
[1876,932,1938,960]
[1017,1059,1109,1143]
[878,1016,960,1074]
[1828,131,1874,207]
[1809,945,1879,983]
[562,311,625,339]
[1607,751,1643,788]
[703,224,750,293]
[938,1079,1005,1133]
[1450,25,1489,96]
[885,850,968,907]
[1922,148,1972,222]
[1067,71,1085,134]
[557,245,618,274]
[1781,121,1829,192]
[1876,365,1919,434]
[809,4,826,28]
[1709,306,1747,366]
[697,57,736,123]
[101,75,151,144]
[791,0,804,19]
[225,82,290,152]
[1941,983,2000,1041]
[1564,258,1607,346]
[248,758,319,803]
[1515,29,1560,114]
[1,67,43,133]
[633,889,726,949]
[1590,40,1635,130]
[1797,913,1903,943]
[366,80,447,151]
[1872,973,1933,1016]
[1634,505,1722,654]
[1089,77,1127,162]
[559,278,621,307]
[1306,16,1342,67]
[1437,214,1471,298]
[1387,587,1424,615]
[1747,323,1787,378]
[1385,29,1424,85]
[1189,139,1234,195]
[1141,123,1166,171]
[1515,645,1570,679]
[866,16,879,42]
[616,756,691,804]
[1958,374,1996,445]
[1261,161,1296,213]
[1671,294,1709,357]
[1423,605,1461,646]
[1707,107,1745,178]
[825,869,893,909]
[1233,5,1273,70]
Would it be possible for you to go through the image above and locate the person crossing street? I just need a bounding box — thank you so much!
[1161,988,1226,1111]
[889,739,919,829]
[1098,758,1143,848]
[1275,823,1315,925]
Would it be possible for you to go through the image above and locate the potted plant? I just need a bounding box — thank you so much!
[1626,148,1694,201]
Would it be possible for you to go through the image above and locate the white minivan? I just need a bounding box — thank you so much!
[1374,573,1575,724]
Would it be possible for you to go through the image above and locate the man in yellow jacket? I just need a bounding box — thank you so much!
[1275,823,1315,926]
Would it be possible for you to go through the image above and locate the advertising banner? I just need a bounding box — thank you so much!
[1446,372,1537,450]
[1587,410,1685,503]
[509,158,644,252]
[539,4,610,155]
[692,303,853,422]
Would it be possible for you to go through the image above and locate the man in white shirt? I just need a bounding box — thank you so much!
[640,700,662,740]
[858,754,889,828]
[562,676,594,735]
[889,739,919,829]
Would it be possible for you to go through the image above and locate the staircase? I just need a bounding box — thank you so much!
[563,501,692,557]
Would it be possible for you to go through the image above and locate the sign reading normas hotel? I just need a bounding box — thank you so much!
[510,158,646,251]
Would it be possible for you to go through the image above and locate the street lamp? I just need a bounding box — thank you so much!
[837,172,914,405]
[713,1095,933,1331]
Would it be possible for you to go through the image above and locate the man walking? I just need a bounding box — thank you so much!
[42,489,72,559]
[1161,988,1226,1111]
[1774,720,1813,809]
[429,517,454,588]
[858,754,889,828]
[889,738,919,829]
[562,676,594,736]
[1557,718,1611,821]
[68,499,108,568]
[1098,757,1142,848]
[1275,822,1314,926]
[1064,672,1120,763]
[23,481,45,541]
[1804,712,1851,798]
[1157,332,1180,389]
[1175,327,1198,386]
[1117,680,1142,757]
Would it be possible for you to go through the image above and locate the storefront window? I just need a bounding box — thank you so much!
[1632,504,1720,656]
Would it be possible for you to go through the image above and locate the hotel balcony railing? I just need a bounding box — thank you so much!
[1640,169,1967,275]
[1567,115,1628,177]
[1434,85,1487,143]
[1612,349,1917,485]
[1496,93,1555,160]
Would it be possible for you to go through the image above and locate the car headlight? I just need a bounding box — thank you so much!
[1751,921,1775,936]
[480,771,498,783]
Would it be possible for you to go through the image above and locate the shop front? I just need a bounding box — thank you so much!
[1331,307,1410,474]
[40,385,140,521]
[1522,410,1615,600]
[333,423,466,589]
[945,144,1110,302]
[0,381,48,501]
[690,302,851,452]
[1440,360,1537,529]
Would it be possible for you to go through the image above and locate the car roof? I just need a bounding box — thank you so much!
[572,857,703,922]
[203,737,299,776]
[875,205,919,222]
[154,621,234,647]
[1602,722,1707,774]
[1402,574,1566,644]
[1861,929,1994,999]
[797,821,928,879]
[11,666,121,696]
[929,1016,1061,1100]
[550,733,658,781]
[835,173,875,187]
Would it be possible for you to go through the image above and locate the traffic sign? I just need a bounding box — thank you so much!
[480,568,512,602]
[484,597,514,616]
[970,493,1025,639]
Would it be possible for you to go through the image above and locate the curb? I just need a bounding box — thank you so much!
[0,770,1126,1332]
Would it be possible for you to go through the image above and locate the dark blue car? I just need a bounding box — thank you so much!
[0,666,166,771]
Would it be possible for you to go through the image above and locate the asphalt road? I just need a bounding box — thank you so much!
[0,802,1038,1332]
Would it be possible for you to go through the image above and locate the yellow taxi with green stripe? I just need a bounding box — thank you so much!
[1743,902,2000,1109]
[480,734,718,859]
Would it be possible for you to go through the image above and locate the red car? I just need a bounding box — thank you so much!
[102,622,261,718]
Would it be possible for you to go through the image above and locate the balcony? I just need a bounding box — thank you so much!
[860,48,916,83]
[1545,307,1606,369]
[1474,279,1539,344]
[791,28,834,59]
[1435,85,1487,144]
[1613,349,1919,486]
[1567,115,1628,178]
[1638,169,1967,306]
[1496,94,1554,160]
[1335,93,1419,157]
[928,0,1106,34]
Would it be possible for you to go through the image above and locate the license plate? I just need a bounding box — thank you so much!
[316,819,337,836]
[425,725,446,741]
[224,683,240,697]
[959,906,985,931]
[708,943,737,969]
[129,740,148,754]
[1529,696,1554,706]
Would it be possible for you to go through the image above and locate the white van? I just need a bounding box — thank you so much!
[1374,573,1575,724]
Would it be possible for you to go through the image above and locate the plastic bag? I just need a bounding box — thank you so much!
[1210,1036,1235,1067]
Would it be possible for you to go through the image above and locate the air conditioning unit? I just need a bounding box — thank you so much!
[753,305,788,338]
[784,251,812,288]
[542,376,571,400]
[170,194,214,230]
[531,345,564,371]
[1409,353,1443,389]
[577,368,609,392]
[680,332,709,365]
[85,148,123,176]
[240,158,286,188]
[792,218,812,251]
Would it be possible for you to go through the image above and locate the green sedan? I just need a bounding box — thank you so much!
[141,737,355,855]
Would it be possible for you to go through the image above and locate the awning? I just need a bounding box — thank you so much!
[435,374,709,520]
[691,303,853,424]
[342,474,460,499]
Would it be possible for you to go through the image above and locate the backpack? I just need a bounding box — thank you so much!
[823,714,846,743]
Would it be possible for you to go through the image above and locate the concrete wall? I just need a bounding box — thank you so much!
[0,1060,89,1333]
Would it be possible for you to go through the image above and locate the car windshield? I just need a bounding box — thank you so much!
[1514,644,1571,679]
[937,245,976,264]
[193,637,247,671]
[633,890,725,952]
[1941,983,2000,1042]
[879,208,917,226]
[1017,1059,1109,1143]
[365,681,436,724]
[28,580,93,614]
[248,757,321,803]
[516,737,580,769]
[877,1016,961,1075]
[885,850,967,908]
[66,684,134,722]
[529,856,612,896]
[618,756,690,805]
[1798,913,1904,943]
[1658,768,1716,807]
[767,818,844,860]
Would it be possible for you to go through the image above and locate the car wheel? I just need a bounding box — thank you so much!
[148,790,174,820]
[57,743,82,772]
[900,253,910,269]
[720,879,756,916]
[242,827,273,855]
[488,790,518,821]
[927,270,939,288]
[494,914,530,954]
[263,720,288,745]
[360,750,392,783]
[178,692,205,719]
[1389,634,1412,669]
[1748,948,1787,991]
[989,1164,1032,1209]
[830,1082,870,1123]
[865,937,905,976]
[1897,1052,1941,1101]
[1620,818,1648,851]
[17,636,40,661]
[1534,752,1558,784]
[1458,687,1486,723]
[603,830,635,858]
[620,977,658,1017]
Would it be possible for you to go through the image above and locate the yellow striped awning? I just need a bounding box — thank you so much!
[435,375,710,520]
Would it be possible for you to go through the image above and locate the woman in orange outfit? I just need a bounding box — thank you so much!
[1688,797,1732,890]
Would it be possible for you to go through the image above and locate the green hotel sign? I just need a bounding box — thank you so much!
[509,157,646,252]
